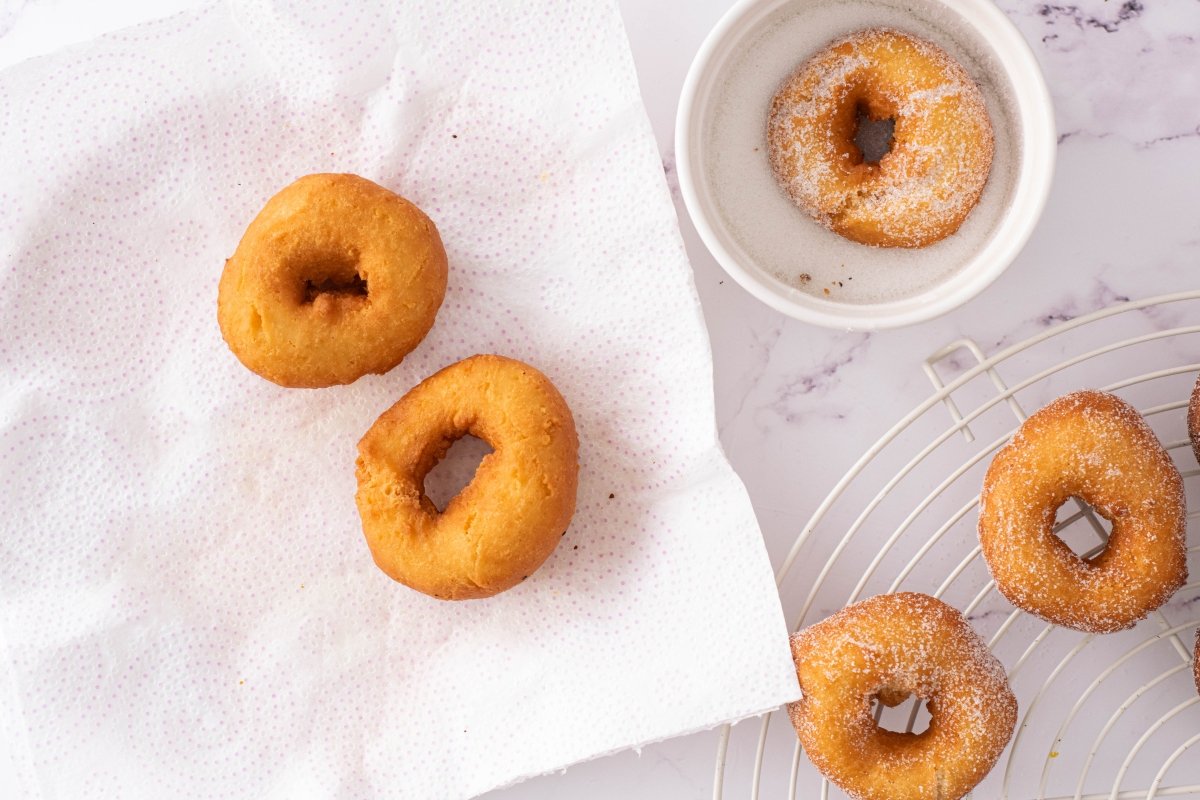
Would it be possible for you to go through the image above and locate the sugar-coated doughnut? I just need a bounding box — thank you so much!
[768,28,994,248]
[218,173,447,388]
[788,592,1016,800]
[1194,630,1199,697]
[979,390,1187,633]
[355,355,579,600]
[1187,371,1200,465]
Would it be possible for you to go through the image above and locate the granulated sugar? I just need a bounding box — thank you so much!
[703,0,1021,305]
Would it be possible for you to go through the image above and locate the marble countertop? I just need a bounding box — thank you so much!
[4,0,1199,797]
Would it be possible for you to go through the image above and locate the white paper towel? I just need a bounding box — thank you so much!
[0,1,800,796]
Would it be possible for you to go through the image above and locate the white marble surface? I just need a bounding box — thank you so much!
[4,0,1200,797]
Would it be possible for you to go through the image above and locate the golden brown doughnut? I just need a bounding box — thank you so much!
[355,354,579,600]
[1187,372,1200,465]
[788,592,1016,800]
[768,28,994,248]
[979,390,1187,633]
[218,173,447,388]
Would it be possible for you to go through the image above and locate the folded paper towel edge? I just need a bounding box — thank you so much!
[477,701,796,799]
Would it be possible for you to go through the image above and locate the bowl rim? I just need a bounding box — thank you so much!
[674,0,1057,330]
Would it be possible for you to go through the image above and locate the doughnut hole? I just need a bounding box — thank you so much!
[423,434,495,512]
[853,107,896,164]
[872,688,933,735]
[832,84,900,175]
[289,249,369,316]
[1052,496,1114,561]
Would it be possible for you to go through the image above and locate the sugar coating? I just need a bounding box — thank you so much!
[788,593,1017,800]
[703,0,1021,304]
[977,390,1188,633]
[767,28,994,248]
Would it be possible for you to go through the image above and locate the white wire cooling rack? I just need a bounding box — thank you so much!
[713,291,1200,800]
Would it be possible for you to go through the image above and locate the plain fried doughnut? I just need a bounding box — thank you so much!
[768,28,994,248]
[218,173,447,388]
[788,592,1017,800]
[355,355,579,600]
[978,390,1187,633]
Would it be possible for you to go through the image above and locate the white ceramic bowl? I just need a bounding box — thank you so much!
[676,0,1055,330]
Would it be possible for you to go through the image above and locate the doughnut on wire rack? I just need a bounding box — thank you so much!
[713,290,1200,799]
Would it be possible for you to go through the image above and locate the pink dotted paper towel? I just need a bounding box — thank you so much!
[0,1,799,797]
